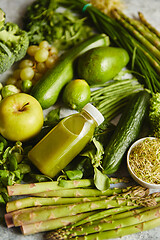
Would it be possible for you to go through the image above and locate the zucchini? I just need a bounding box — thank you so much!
[31,34,109,109]
[103,90,151,175]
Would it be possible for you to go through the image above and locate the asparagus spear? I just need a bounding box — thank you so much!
[30,186,135,198]
[5,205,60,228]
[63,205,136,228]
[111,9,160,61]
[6,196,103,213]
[7,179,94,196]
[52,204,160,238]
[21,212,96,235]
[138,12,160,39]
[7,178,129,196]
[108,176,131,184]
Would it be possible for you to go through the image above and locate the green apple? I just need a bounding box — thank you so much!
[0,93,44,141]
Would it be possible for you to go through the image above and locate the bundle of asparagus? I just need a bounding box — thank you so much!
[111,9,160,74]
[4,178,160,238]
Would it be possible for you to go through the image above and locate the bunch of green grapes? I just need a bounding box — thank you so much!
[6,41,59,93]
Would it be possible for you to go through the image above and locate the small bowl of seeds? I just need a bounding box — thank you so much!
[127,137,160,189]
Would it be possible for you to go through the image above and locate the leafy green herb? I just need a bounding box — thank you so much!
[23,0,93,50]
[44,108,60,126]
[0,138,31,203]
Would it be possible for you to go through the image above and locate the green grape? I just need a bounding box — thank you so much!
[37,62,47,73]
[45,56,57,69]
[1,85,20,98]
[27,45,40,57]
[33,72,42,82]
[20,67,35,81]
[39,41,49,49]
[49,46,58,55]
[21,80,32,93]
[34,48,49,63]
[19,59,34,69]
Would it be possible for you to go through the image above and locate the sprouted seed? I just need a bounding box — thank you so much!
[129,138,160,184]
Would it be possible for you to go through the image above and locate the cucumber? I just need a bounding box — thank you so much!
[31,34,110,109]
[103,90,151,175]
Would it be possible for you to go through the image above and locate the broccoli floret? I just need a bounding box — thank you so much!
[149,93,160,138]
[0,8,5,30]
[0,18,29,73]
[0,42,15,73]
[0,22,29,62]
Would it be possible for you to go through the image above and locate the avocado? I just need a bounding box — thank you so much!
[77,46,129,85]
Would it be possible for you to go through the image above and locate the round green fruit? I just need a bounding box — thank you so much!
[62,79,91,110]
[77,46,129,85]
[0,93,44,141]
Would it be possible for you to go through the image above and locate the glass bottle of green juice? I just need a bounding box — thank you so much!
[28,103,104,178]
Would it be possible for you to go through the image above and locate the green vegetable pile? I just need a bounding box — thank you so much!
[59,0,160,93]
[0,8,29,73]
[23,0,93,50]
[0,137,31,204]
[0,0,160,239]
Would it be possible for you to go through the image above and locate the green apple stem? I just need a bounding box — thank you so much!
[19,102,30,111]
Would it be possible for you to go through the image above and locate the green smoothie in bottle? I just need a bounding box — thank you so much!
[28,103,104,178]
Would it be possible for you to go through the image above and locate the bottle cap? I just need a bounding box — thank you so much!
[82,103,104,126]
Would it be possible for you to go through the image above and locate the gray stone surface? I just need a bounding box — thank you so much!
[0,0,160,239]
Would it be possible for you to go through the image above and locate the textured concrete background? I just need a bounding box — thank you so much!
[0,0,160,239]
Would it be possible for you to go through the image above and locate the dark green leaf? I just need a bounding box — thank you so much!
[9,154,18,171]
[0,142,4,153]
[0,135,8,148]
[44,108,60,126]
[7,172,15,186]
[28,173,52,182]
[0,170,9,186]
[18,163,31,174]
[2,147,11,160]
[94,167,110,191]
[65,170,83,180]
[0,170,9,179]
[0,194,5,204]
[1,191,9,203]
[13,169,21,179]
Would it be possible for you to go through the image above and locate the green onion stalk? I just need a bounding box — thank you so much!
[58,0,160,93]
[90,78,143,121]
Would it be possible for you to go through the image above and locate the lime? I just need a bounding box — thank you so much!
[62,79,91,110]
